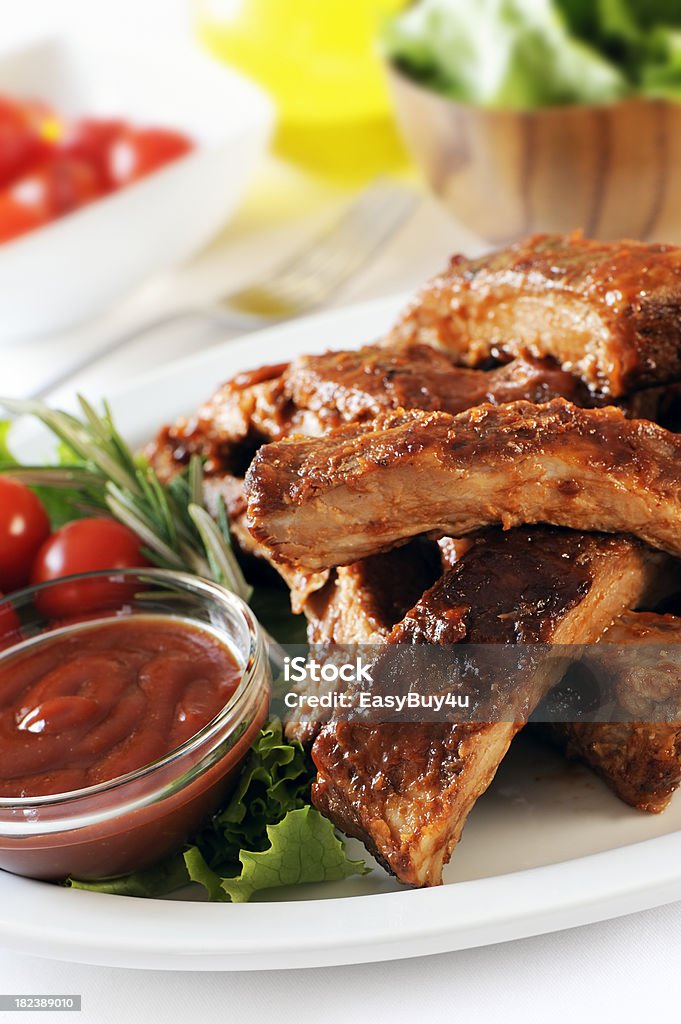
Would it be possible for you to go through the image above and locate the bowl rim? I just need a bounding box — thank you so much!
[0,567,268,811]
[0,32,275,257]
[385,57,681,116]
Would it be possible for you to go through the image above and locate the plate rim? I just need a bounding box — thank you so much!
[2,829,681,970]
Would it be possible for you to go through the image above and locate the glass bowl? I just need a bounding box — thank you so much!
[0,569,270,882]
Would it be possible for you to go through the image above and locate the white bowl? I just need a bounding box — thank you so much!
[0,36,274,339]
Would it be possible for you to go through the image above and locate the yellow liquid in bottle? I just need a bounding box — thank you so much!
[195,0,410,183]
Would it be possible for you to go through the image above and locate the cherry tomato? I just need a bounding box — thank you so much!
[0,154,103,244]
[0,593,21,652]
[109,127,193,186]
[62,118,128,192]
[0,478,51,593]
[31,518,151,619]
[0,94,56,190]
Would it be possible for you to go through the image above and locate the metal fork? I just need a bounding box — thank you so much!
[31,180,417,400]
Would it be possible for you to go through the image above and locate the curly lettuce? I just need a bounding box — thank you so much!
[385,0,681,106]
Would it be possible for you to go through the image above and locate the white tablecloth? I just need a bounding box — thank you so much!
[1,3,680,1021]
[2,903,681,1024]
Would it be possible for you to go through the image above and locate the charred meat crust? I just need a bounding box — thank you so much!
[245,399,681,571]
[311,528,664,886]
[389,232,681,397]
[299,536,681,815]
[147,361,294,480]
[147,340,672,485]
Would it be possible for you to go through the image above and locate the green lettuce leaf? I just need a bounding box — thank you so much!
[384,0,628,107]
[555,0,681,95]
[0,421,13,465]
[68,721,366,902]
[385,0,681,105]
[191,719,314,874]
[69,855,191,898]
[640,26,681,96]
[221,807,368,903]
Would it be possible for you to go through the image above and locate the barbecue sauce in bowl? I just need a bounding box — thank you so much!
[0,617,241,799]
[0,572,270,883]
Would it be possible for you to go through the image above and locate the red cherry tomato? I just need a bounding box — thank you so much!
[109,127,193,186]
[0,94,56,190]
[0,593,21,652]
[61,118,128,192]
[0,154,103,243]
[31,517,151,619]
[0,477,51,593]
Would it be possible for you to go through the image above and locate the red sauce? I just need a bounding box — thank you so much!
[0,616,241,799]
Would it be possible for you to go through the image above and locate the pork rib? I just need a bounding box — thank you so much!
[547,611,681,813]
[286,344,595,423]
[311,528,666,886]
[147,344,600,480]
[245,399,681,571]
[389,232,681,396]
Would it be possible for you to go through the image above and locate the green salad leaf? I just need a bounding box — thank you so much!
[192,718,314,873]
[223,807,367,903]
[384,0,627,107]
[69,856,191,899]
[385,0,681,106]
[0,421,13,464]
[186,808,367,904]
[69,721,367,902]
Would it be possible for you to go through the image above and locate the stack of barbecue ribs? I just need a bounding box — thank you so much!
[150,231,681,888]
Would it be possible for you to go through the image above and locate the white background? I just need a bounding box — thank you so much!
[1,2,681,1021]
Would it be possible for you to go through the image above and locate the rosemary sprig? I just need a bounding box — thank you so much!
[0,395,252,604]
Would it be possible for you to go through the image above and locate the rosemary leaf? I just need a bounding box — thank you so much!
[188,504,252,603]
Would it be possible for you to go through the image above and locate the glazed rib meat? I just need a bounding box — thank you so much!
[148,343,599,480]
[303,541,440,646]
[311,528,666,886]
[547,611,681,813]
[286,344,595,423]
[149,337,675,486]
[149,361,294,479]
[389,232,681,396]
[245,399,681,571]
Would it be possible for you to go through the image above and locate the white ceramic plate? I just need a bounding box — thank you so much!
[4,296,681,971]
[0,36,273,338]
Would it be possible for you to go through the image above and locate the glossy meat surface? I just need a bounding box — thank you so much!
[287,344,594,422]
[148,342,603,479]
[390,232,681,396]
[311,529,664,886]
[245,399,681,570]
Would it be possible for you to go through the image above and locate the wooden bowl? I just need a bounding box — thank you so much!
[388,64,681,244]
